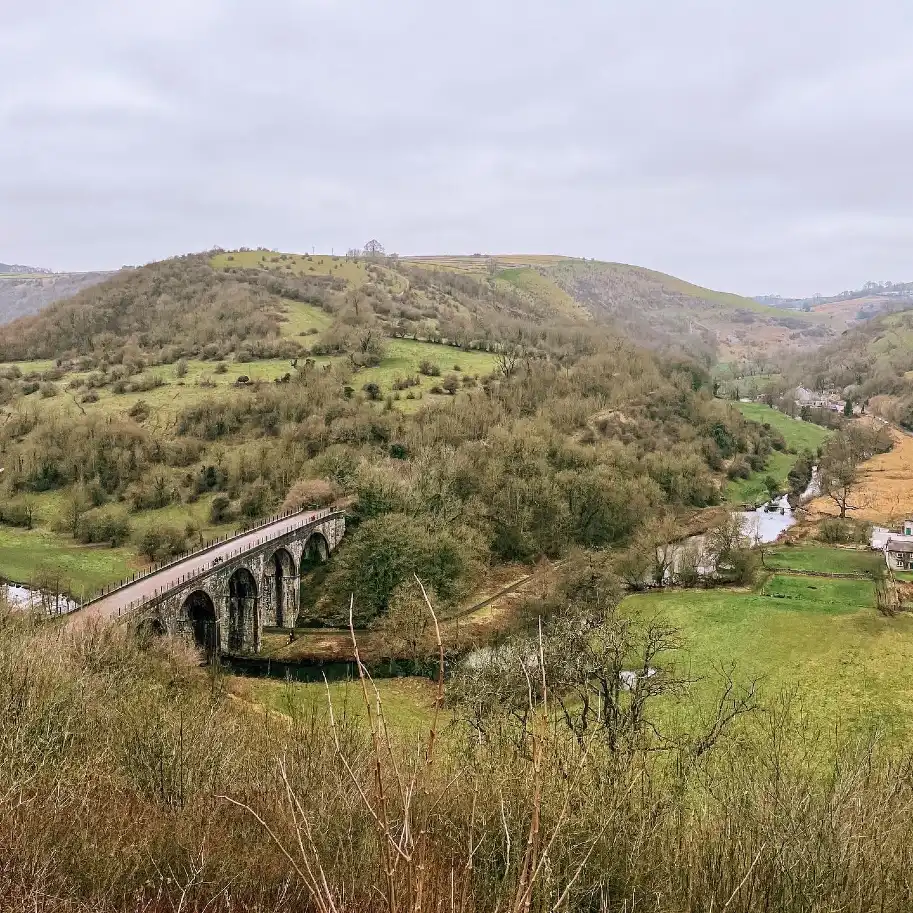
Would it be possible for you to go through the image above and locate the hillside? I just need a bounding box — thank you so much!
[0,251,600,365]
[801,309,913,427]
[0,247,783,613]
[407,254,836,360]
[1,249,845,364]
[757,280,913,340]
[0,270,114,324]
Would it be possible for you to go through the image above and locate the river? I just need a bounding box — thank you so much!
[737,465,821,544]
[3,582,78,615]
[666,468,820,581]
[738,494,796,543]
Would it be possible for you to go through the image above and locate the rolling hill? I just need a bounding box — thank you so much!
[800,308,913,428]
[0,249,847,362]
[406,254,835,360]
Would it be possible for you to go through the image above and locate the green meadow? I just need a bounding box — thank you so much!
[725,401,831,505]
[625,561,913,737]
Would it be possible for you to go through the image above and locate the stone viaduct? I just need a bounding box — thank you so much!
[71,509,345,656]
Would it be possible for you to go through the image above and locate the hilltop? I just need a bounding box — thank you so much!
[0,249,845,362]
[406,254,835,360]
[0,250,593,365]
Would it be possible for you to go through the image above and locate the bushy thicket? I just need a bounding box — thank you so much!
[0,340,778,617]
[0,255,304,363]
[4,606,913,912]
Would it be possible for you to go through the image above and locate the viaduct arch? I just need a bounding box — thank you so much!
[71,509,345,656]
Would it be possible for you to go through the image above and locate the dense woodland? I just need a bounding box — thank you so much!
[0,328,777,621]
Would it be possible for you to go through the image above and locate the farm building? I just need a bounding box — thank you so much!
[886,537,913,570]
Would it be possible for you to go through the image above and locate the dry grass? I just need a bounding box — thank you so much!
[808,427,913,524]
[11,605,913,910]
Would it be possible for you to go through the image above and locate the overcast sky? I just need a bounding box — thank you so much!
[2,1,912,296]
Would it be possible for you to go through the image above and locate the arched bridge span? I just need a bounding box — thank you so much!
[71,509,345,654]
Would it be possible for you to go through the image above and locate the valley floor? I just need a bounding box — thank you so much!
[237,543,913,740]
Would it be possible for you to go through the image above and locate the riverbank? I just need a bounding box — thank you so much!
[726,401,831,506]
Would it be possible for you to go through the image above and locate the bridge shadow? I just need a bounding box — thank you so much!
[227,568,258,652]
[183,590,219,660]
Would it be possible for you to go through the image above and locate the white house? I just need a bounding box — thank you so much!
[795,386,828,409]
[887,538,913,571]
[880,520,913,570]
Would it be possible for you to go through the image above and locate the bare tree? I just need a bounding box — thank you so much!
[818,442,861,519]
[454,605,760,756]
[817,425,887,519]
[363,239,385,258]
[496,347,520,378]
[613,515,679,589]
[371,579,437,672]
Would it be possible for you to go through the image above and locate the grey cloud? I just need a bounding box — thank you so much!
[2,0,913,295]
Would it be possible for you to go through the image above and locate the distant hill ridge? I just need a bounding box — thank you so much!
[0,261,55,276]
[404,253,835,360]
[0,269,116,324]
[0,248,847,360]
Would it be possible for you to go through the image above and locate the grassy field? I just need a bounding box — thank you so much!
[725,402,832,505]
[278,299,333,336]
[210,250,407,292]
[1,336,496,433]
[229,674,438,731]
[2,336,498,423]
[725,450,795,506]
[245,555,913,740]
[358,339,498,389]
[495,267,589,320]
[627,573,913,737]
[0,527,137,596]
[764,543,883,575]
[6,359,55,374]
[809,428,913,525]
[734,402,832,452]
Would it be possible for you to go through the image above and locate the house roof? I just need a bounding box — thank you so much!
[888,538,913,554]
